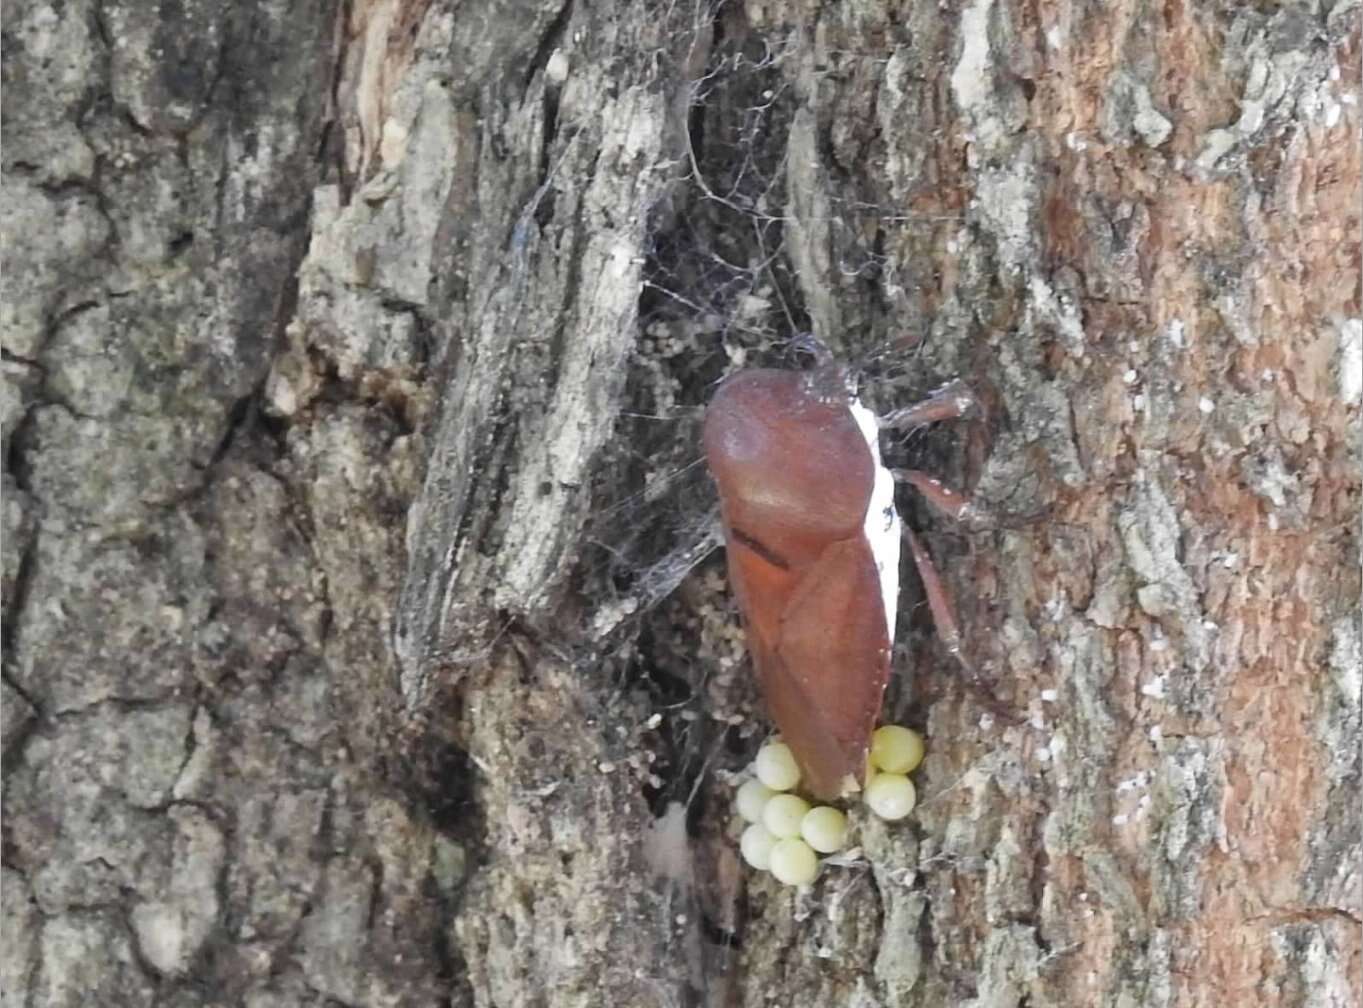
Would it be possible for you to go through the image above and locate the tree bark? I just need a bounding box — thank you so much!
[3,1,1358,1007]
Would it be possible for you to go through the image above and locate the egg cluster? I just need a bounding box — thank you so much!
[734,726,926,887]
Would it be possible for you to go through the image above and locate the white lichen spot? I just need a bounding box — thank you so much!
[644,802,691,883]
[1150,725,1163,742]
[1141,675,1167,698]
[1028,275,1087,356]
[590,596,639,636]
[1338,318,1362,405]
[545,48,570,86]
[379,117,410,166]
[132,904,193,976]
[1116,772,1150,794]
[1112,813,1129,826]
[1195,128,1237,172]
[977,165,1037,268]
[1132,91,1173,147]
[1198,397,1215,414]
[1040,688,1058,702]
[609,239,635,279]
[130,809,223,976]
[265,371,297,416]
[1123,369,1139,384]
[950,0,1000,149]
[737,294,770,319]
[1329,617,1362,709]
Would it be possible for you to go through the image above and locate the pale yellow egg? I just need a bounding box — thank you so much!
[762,793,811,839]
[870,725,925,774]
[800,806,847,853]
[769,837,818,886]
[735,777,775,823]
[740,823,777,870]
[754,741,801,791]
[865,772,917,821]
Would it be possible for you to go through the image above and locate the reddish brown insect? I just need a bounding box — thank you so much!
[703,364,974,800]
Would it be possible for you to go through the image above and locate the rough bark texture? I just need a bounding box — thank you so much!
[2,1,1359,1007]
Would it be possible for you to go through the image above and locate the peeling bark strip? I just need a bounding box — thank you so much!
[1,1,1358,1007]
[391,8,697,707]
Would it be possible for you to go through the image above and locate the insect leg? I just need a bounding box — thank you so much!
[893,469,996,531]
[894,469,1045,532]
[877,379,979,430]
[902,526,1020,722]
[902,526,965,668]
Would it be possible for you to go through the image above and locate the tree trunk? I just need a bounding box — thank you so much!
[3,1,1358,1006]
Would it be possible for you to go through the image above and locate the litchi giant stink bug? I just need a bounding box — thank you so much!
[703,359,976,801]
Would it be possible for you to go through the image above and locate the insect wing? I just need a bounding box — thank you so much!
[764,537,890,799]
